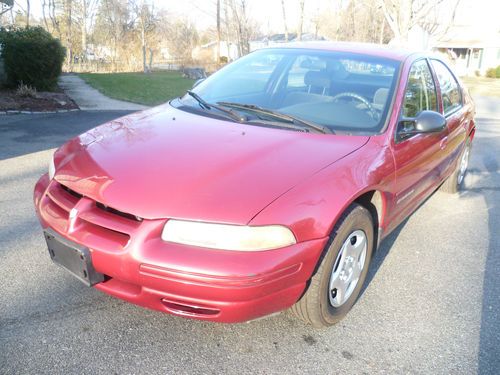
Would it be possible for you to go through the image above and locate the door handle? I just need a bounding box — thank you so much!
[440,136,448,150]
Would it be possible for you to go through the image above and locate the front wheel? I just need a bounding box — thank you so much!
[441,139,471,194]
[291,204,374,327]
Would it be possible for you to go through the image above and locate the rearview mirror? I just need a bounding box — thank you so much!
[398,110,446,138]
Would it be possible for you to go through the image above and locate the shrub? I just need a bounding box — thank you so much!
[485,67,497,78]
[0,27,66,91]
[15,82,37,97]
[496,65,500,78]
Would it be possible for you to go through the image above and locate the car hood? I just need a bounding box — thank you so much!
[54,104,369,223]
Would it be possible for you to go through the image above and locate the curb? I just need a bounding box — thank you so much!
[0,108,80,115]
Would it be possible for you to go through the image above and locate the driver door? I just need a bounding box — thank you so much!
[389,59,449,227]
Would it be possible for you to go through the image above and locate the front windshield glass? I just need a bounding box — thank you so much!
[180,48,400,134]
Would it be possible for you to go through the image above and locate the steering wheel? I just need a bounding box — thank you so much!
[331,92,378,120]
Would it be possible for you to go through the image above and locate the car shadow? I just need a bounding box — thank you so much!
[362,218,408,295]
[459,130,500,374]
[0,111,132,161]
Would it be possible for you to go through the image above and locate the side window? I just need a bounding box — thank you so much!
[403,60,438,117]
[431,60,462,116]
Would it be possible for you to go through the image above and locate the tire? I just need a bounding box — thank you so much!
[291,203,374,328]
[440,139,471,194]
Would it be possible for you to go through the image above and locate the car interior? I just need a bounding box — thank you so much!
[275,57,395,130]
[190,51,400,132]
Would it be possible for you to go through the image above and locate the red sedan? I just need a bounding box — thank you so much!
[34,43,475,327]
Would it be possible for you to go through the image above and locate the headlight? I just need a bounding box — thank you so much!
[161,220,296,251]
[48,154,56,180]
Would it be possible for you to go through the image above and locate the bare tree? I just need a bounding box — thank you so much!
[78,0,99,58]
[379,16,385,44]
[231,1,243,55]
[280,0,288,42]
[82,0,87,50]
[216,0,221,63]
[229,0,255,56]
[47,0,61,39]
[26,0,29,26]
[378,0,461,44]
[94,0,131,68]
[224,0,231,56]
[316,0,387,44]
[12,0,30,26]
[0,0,14,21]
[65,0,73,67]
[165,19,198,64]
[297,0,305,41]
[132,1,159,73]
[419,0,462,41]
[41,0,50,31]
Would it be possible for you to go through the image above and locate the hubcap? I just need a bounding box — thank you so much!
[457,146,470,185]
[328,230,367,307]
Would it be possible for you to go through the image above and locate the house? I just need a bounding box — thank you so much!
[249,33,326,52]
[192,41,240,63]
[432,27,500,76]
[85,44,112,61]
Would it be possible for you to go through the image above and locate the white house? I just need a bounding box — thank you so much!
[403,25,500,76]
[249,33,326,52]
[432,27,500,76]
[192,41,240,63]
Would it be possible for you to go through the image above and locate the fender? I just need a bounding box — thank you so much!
[250,136,397,243]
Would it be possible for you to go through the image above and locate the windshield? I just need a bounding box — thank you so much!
[179,48,400,134]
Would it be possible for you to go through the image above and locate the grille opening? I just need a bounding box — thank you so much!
[58,182,142,223]
[96,202,143,222]
[61,184,83,199]
[46,198,70,219]
[161,299,220,317]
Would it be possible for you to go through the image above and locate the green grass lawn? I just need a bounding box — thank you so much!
[461,76,500,98]
[79,72,500,105]
[79,71,195,106]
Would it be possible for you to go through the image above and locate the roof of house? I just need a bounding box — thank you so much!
[434,26,500,48]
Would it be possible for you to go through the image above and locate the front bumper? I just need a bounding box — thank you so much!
[34,175,328,323]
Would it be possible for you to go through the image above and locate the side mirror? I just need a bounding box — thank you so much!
[192,78,205,89]
[398,110,446,138]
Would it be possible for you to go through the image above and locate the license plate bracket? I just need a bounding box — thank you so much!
[44,229,105,286]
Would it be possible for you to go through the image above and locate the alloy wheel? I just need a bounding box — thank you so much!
[329,230,367,307]
[457,145,470,185]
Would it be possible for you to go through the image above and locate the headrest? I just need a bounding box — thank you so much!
[304,71,330,88]
[373,88,389,105]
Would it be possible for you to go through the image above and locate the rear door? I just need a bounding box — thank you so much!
[390,59,449,224]
[430,59,467,178]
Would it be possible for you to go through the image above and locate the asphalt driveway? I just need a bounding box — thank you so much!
[0,101,499,374]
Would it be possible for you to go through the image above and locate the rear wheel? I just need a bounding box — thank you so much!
[441,139,471,194]
[291,204,374,327]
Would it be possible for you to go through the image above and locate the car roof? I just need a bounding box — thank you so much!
[263,41,423,62]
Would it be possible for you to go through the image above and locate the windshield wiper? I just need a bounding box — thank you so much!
[217,102,333,134]
[186,91,246,122]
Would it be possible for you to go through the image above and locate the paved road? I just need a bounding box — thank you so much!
[0,100,499,374]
